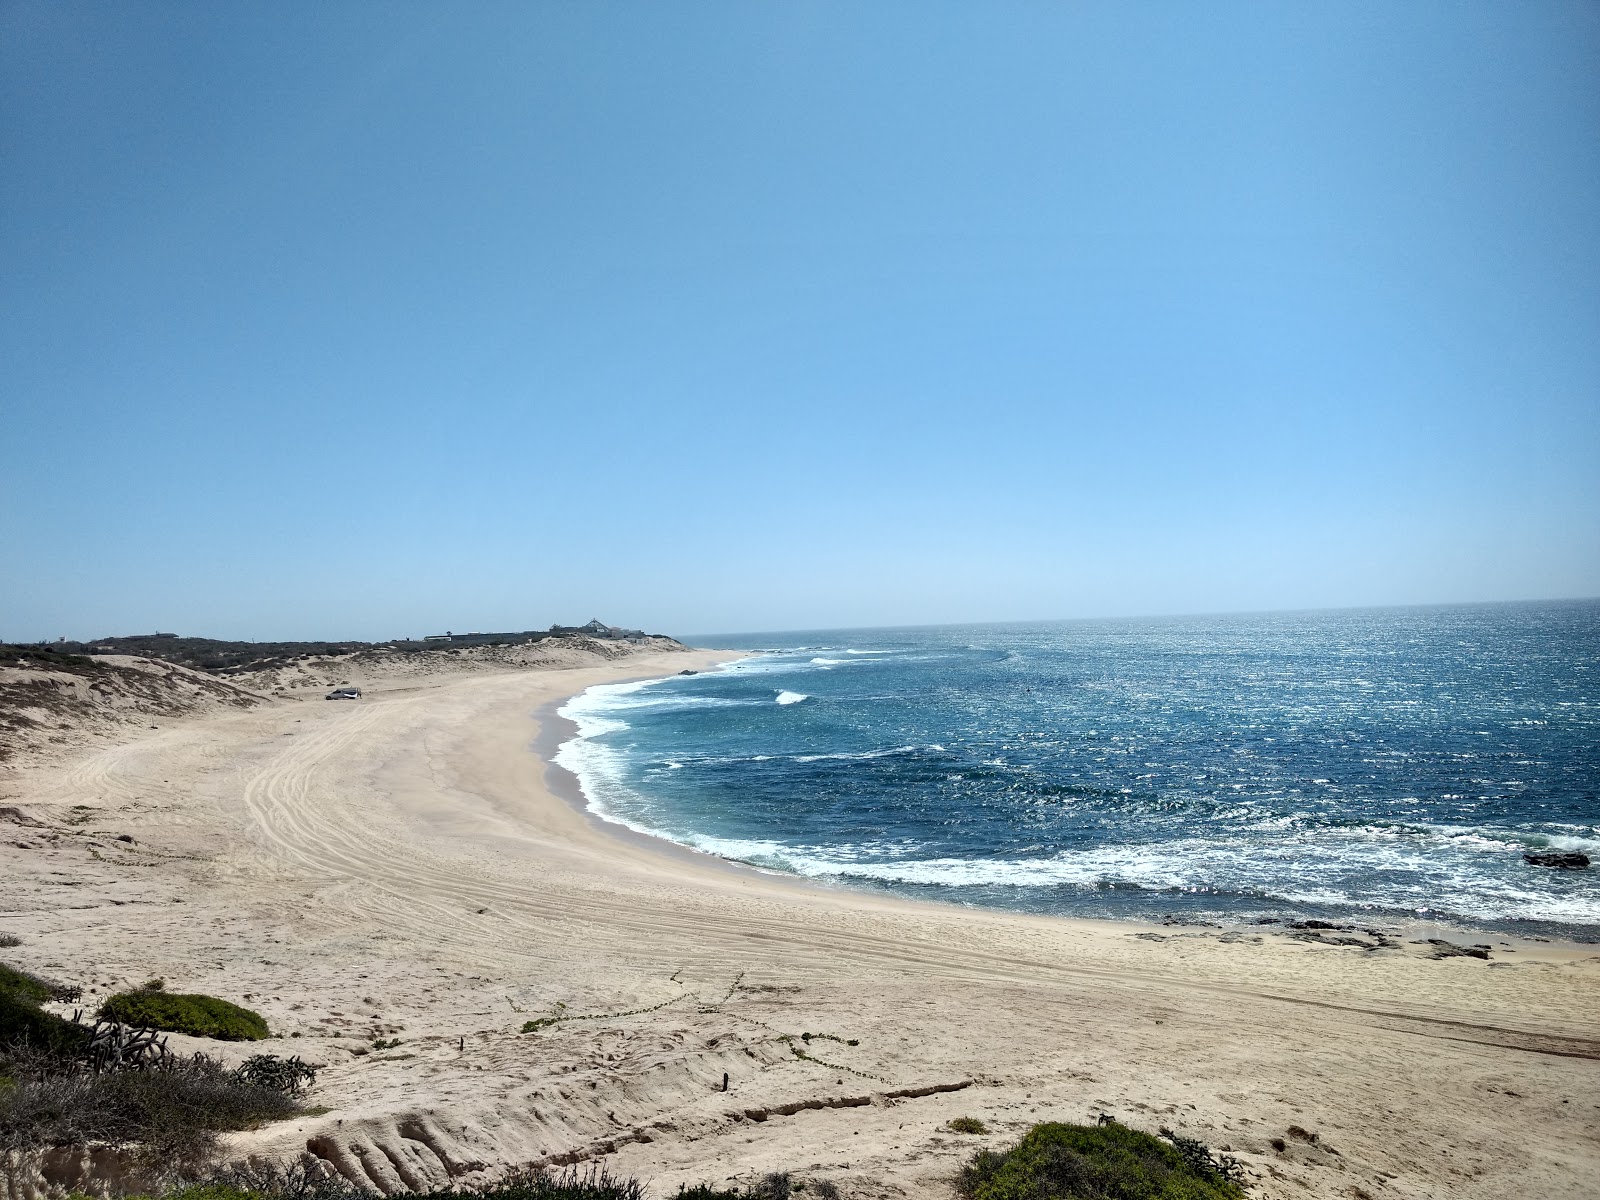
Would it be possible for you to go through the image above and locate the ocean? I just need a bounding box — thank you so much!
[555,601,1600,937]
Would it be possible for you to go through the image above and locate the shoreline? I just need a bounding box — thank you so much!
[529,657,818,888]
[536,658,1599,953]
[3,645,1598,1199]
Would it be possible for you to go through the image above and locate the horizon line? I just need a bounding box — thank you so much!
[8,593,1597,649]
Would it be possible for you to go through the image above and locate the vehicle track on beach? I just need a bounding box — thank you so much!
[237,702,524,953]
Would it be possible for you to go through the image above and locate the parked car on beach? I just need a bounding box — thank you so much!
[325,687,362,700]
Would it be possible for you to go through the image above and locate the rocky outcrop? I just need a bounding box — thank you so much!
[1523,851,1590,869]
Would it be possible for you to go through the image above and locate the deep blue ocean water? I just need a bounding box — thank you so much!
[556,601,1600,936]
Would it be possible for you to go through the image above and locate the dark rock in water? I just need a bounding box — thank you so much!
[679,669,698,675]
[1253,917,1281,925]
[1523,851,1589,869]
[1289,919,1345,930]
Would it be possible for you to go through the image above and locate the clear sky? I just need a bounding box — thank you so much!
[3,3,1597,641]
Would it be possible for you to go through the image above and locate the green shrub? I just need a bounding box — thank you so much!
[0,990,89,1059]
[98,991,268,1041]
[0,964,52,1008]
[0,962,80,1006]
[958,1121,1244,1200]
[949,1116,990,1134]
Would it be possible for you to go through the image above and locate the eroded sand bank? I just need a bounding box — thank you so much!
[2,647,1596,1200]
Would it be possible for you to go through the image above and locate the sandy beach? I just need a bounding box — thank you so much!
[2,646,1597,1200]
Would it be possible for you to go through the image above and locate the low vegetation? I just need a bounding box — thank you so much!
[1,962,310,1169]
[678,1173,821,1200]
[0,644,99,671]
[88,1165,815,1200]
[0,988,90,1058]
[521,992,691,1033]
[234,1053,319,1095]
[958,1121,1245,1200]
[99,985,269,1041]
[20,630,581,675]
[5,621,668,678]
[0,961,82,1006]
[0,1046,304,1166]
[11,636,378,674]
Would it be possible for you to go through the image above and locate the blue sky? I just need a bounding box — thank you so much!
[3,3,1597,640]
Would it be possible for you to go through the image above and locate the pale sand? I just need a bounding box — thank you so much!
[2,647,1597,1200]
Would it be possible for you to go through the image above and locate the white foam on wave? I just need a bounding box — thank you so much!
[724,655,833,677]
[558,670,766,732]
[776,690,808,705]
[1534,831,1600,853]
[674,836,1195,891]
[1329,820,1600,856]
[792,744,928,763]
[654,821,1600,926]
[554,667,758,831]
[557,676,664,739]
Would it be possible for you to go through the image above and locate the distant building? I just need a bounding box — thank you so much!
[551,618,646,641]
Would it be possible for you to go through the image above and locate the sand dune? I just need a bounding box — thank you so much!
[1,647,1596,1200]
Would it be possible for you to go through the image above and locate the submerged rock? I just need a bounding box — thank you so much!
[1523,851,1590,869]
